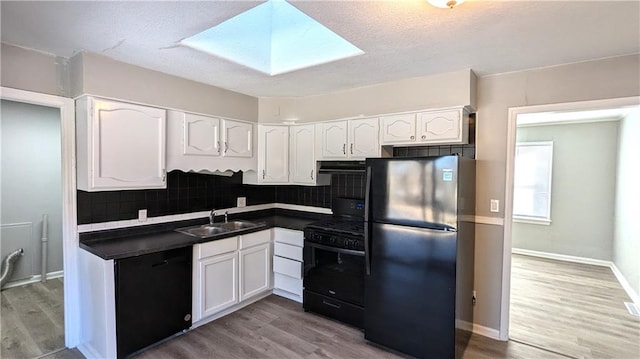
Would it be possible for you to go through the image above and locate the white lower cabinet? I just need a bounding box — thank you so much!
[193,229,272,324]
[272,228,304,303]
[198,252,238,319]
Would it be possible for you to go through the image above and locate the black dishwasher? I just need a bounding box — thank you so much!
[115,246,192,358]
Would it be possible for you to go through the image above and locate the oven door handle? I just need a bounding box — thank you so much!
[305,241,365,257]
[364,166,372,276]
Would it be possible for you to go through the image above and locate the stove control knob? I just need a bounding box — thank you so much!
[329,236,337,244]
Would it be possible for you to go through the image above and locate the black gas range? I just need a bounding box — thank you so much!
[302,198,365,328]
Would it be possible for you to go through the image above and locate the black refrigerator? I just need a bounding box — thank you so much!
[364,156,475,359]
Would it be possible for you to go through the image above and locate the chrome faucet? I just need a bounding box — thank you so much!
[224,211,229,223]
[209,209,217,225]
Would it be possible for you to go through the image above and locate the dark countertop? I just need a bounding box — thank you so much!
[79,208,329,260]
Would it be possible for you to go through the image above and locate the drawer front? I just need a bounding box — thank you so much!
[273,256,302,279]
[274,273,302,296]
[239,230,271,249]
[272,228,303,247]
[274,242,303,261]
[198,237,238,259]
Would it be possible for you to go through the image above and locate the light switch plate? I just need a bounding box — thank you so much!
[490,200,499,213]
[237,197,246,207]
[138,209,148,221]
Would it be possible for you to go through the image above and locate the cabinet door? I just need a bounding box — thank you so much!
[318,121,348,159]
[91,98,166,189]
[198,252,238,319]
[290,124,316,184]
[223,119,253,158]
[259,125,289,183]
[183,113,221,156]
[417,109,465,143]
[239,243,271,301]
[380,113,417,144]
[349,118,379,159]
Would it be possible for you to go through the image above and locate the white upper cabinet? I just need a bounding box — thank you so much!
[317,121,348,159]
[380,113,417,143]
[166,111,256,173]
[417,109,468,144]
[316,118,379,160]
[290,124,316,184]
[223,119,253,158]
[380,108,469,145]
[183,113,221,156]
[76,96,166,191]
[258,125,289,183]
[349,118,380,159]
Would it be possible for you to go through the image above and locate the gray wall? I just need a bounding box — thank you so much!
[0,43,69,97]
[473,54,639,331]
[70,52,259,122]
[614,111,640,298]
[258,69,476,123]
[1,100,63,280]
[512,121,618,260]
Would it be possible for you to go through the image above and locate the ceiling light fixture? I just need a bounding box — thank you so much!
[428,0,465,9]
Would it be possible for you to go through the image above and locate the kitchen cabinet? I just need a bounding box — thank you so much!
[192,230,272,323]
[272,228,304,303]
[255,125,290,184]
[289,124,331,186]
[166,111,256,173]
[76,96,167,191]
[380,107,469,145]
[316,118,379,160]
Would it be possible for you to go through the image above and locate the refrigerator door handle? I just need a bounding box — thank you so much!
[364,166,372,276]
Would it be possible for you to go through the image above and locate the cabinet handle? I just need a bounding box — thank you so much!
[262,169,266,179]
[217,141,221,153]
[310,169,314,180]
[350,143,353,154]
[343,143,346,155]
[421,135,426,140]
[224,141,229,154]
[162,169,166,182]
[410,135,415,140]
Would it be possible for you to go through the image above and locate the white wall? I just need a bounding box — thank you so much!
[512,121,618,260]
[1,100,63,280]
[613,111,640,298]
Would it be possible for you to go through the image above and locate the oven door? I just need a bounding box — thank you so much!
[303,241,365,306]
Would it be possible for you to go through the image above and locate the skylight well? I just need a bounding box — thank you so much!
[180,0,364,76]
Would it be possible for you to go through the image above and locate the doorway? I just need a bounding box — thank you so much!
[1,99,65,357]
[501,98,640,358]
[0,87,80,354]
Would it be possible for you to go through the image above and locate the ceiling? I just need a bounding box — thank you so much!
[1,1,639,98]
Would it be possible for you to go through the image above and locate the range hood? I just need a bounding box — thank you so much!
[318,161,366,174]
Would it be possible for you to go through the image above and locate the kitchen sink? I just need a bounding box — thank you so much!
[175,220,263,239]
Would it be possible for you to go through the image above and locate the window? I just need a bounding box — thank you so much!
[513,141,553,224]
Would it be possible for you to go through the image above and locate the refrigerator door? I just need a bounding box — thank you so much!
[367,156,459,229]
[364,222,456,358]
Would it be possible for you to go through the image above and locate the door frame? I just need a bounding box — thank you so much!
[1,87,80,348]
[499,95,640,340]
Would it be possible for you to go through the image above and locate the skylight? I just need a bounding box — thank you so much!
[180,0,364,76]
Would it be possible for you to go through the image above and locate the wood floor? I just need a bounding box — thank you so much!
[1,278,65,359]
[510,254,640,359]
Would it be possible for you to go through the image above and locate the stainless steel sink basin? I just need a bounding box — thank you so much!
[175,220,262,239]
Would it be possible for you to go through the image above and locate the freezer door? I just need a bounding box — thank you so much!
[364,222,456,359]
[367,156,458,229]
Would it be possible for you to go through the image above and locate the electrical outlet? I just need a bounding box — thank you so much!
[138,209,147,222]
[490,199,499,213]
[237,197,246,207]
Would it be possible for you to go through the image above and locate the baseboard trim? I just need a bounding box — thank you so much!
[273,288,302,303]
[77,343,102,359]
[472,323,501,340]
[610,262,640,308]
[512,248,640,308]
[191,290,273,330]
[3,270,64,289]
[511,248,611,267]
